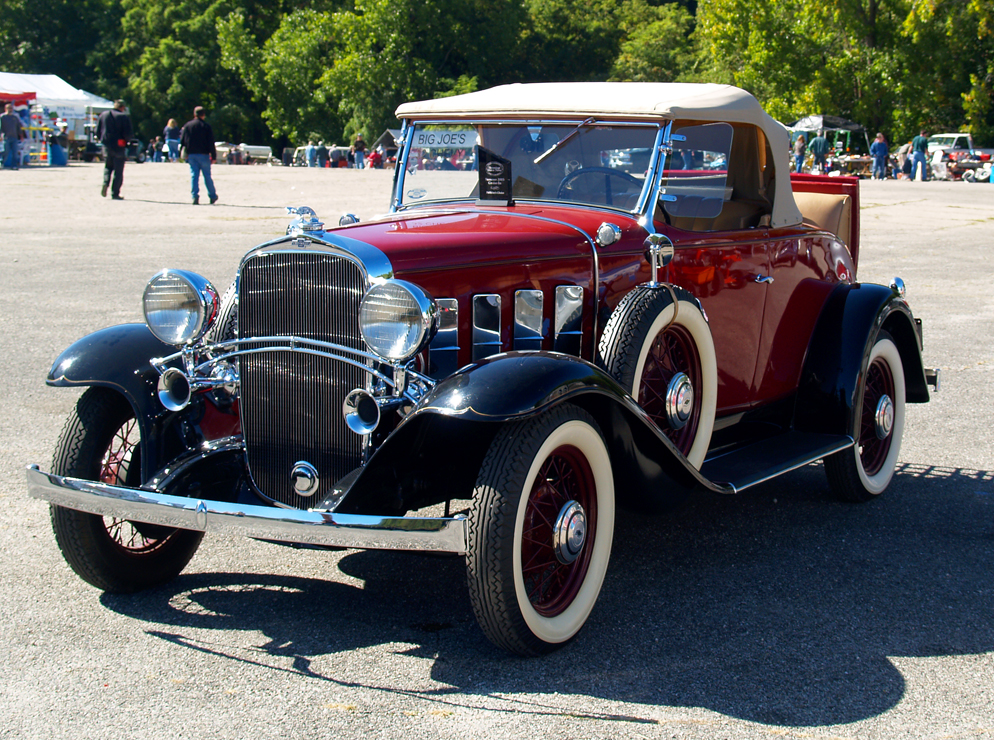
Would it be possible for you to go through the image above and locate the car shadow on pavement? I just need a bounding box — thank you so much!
[100,461,994,728]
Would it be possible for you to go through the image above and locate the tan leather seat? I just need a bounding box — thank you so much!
[793,191,852,245]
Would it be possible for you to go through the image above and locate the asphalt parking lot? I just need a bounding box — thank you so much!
[1,162,992,739]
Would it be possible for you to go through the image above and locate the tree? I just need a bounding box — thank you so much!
[218,8,342,145]
[324,0,526,138]
[0,0,125,94]
[118,0,275,142]
[609,0,696,82]
[517,0,627,82]
[903,0,994,144]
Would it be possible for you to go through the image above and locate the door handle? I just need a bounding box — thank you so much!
[754,274,774,284]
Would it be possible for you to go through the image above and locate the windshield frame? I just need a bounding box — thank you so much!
[391,118,668,219]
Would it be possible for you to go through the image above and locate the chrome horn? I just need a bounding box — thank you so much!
[343,389,380,435]
[157,368,192,411]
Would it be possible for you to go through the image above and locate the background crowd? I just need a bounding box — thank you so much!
[0,0,990,160]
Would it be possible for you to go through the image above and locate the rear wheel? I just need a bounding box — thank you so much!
[50,387,203,592]
[467,404,614,655]
[825,332,905,501]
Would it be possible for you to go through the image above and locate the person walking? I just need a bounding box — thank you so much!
[163,118,181,162]
[870,132,889,180]
[180,106,217,205]
[96,99,133,199]
[808,130,829,174]
[793,134,807,173]
[1,103,24,170]
[353,133,366,169]
[910,129,929,181]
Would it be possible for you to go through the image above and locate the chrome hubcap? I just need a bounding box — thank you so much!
[665,372,694,430]
[553,500,587,564]
[290,461,320,497]
[875,395,894,440]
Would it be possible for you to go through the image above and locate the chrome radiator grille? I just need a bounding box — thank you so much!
[238,250,367,508]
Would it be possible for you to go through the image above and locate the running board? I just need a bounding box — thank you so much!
[700,432,853,493]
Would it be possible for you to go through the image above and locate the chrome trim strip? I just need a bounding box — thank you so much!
[636,124,669,218]
[26,465,468,554]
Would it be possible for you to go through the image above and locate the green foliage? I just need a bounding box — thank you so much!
[518,0,627,81]
[218,8,341,144]
[435,75,480,99]
[118,0,273,141]
[609,0,695,82]
[0,0,125,93]
[6,0,992,149]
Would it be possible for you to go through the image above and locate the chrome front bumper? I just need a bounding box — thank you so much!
[26,465,468,554]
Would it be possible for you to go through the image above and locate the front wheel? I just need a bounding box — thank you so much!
[50,387,203,592]
[824,332,906,501]
[467,404,615,655]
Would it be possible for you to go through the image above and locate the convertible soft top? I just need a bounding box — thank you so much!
[396,82,803,228]
[397,82,766,123]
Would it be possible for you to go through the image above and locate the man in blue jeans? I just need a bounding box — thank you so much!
[910,129,929,181]
[180,106,218,205]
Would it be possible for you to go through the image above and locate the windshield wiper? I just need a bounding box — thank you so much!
[533,117,597,164]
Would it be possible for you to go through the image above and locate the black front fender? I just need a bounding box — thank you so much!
[47,324,185,480]
[336,352,717,516]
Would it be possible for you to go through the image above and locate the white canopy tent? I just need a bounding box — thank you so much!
[0,72,114,138]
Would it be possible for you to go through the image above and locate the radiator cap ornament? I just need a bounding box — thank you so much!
[290,461,320,497]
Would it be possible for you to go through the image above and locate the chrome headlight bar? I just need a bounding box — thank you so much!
[151,335,437,410]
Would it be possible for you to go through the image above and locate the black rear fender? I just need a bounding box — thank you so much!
[795,284,929,436]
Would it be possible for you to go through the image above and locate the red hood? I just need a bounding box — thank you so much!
[328,205,643,279]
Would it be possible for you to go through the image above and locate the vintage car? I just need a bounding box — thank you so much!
[27,83,938,656]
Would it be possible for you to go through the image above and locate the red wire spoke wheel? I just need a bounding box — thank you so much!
[49,388,203,591]
[467,404,615,655]
[519,444,597,617]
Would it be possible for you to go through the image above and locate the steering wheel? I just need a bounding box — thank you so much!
[557,167,642,205]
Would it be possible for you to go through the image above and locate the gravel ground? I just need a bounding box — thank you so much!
[1,161,992,740]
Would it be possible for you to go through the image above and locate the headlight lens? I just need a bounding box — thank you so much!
[143,269,219,346]
[359,280,437,362]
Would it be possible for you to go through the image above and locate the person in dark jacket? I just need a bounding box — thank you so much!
[96,100,133,199]
[808,130,830,174]
[180,106,218,205]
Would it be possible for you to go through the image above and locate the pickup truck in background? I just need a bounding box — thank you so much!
[927,132,994,158]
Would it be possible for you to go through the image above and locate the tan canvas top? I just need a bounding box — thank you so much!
[396,83,802,227]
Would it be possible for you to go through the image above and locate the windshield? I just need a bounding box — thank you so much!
[396,122,659,210]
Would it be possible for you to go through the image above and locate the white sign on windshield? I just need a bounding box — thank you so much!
[412,129,478,148]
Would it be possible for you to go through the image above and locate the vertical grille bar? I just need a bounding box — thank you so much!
[238,250,367,508]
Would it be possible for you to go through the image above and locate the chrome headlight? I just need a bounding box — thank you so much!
[142,269,219,346]
[359,280,438,362]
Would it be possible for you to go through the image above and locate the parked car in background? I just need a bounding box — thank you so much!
[27,82,938,657]
[215,142,274,164]
[81,138,146,163]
